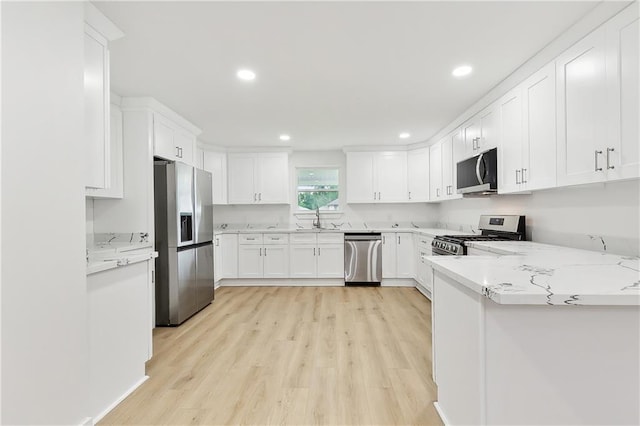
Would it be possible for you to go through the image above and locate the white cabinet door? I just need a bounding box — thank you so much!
[441,134,461,200]
[238,245,262,278]
[523,63,557,191]
[153,114,178,161]
[84,26,109,189]
[227,154,257,204]
[429,142,443,201]
[396,233,415,279]
[606,3,640,181]
[477,104,499,153]
[381,233,397,279]
[346,152,376,203]
[317,243,345,278]
[86,103,124,198]
[289,244,317,278]
[263,245,289,278]
[498,88,524,194]
[220,234,238,279]
[556,27,608,186]
[407,148,430,202]
[174,130,195,166]
[214,235,222,282]
[461,119,479,160]
[376,151,408,202]
[256,153,289,204]
[203,151,228,205]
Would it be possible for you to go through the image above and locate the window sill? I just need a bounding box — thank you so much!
[293,211,345,220]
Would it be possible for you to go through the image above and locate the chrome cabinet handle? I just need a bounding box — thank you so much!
[258,193,262,201]
[313,247,316,256]
[516,169,521,184]
[378,192,381,200]
[606,147,615,170]
[264,248,266,256]
[595,150,603,171]
[176,146,180,157]
[373,192,376,200]
[382,236,386,244]
[259,247,262,256]
[318,247,321,256]
[398,236,401,244]
[179,147,183,158]
[436,188,440,197]
[253,193,257,202]
[521,168,527,183]
[408,191,411,200]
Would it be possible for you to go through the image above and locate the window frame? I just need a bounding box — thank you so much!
[295,166,341,212]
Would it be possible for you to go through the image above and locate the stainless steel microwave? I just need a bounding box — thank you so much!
[456,148,498,195]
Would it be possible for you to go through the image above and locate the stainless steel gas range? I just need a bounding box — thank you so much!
[432,215,526,255]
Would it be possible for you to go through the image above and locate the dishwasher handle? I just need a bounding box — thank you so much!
[344,233,382,241]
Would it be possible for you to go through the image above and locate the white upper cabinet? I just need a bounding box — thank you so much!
[429,141,443,201]
[227,152,289,204]
[460,104,499,160]
[556,26,608,186]
[202,151,228,205]
[407,148,430,202]
[86,102,124,199]
[605,3,639,182]
[346,151,408,203]
[498,88,524,194]
[429,131,461,201]
[522,62,557,191]
[152,114,197,166]
[84,4,123,190]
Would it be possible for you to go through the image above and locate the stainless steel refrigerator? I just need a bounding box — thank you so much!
[154,161,214,326]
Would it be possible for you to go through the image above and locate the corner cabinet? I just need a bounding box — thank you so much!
[407,148,430,202]
[202,151,228,205]
[227,152,289,204]
[346,151,408,203]
[84,4,123,192]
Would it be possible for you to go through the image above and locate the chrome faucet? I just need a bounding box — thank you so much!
[313,206,321,229]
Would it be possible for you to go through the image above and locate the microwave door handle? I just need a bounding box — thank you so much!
[475,153,485,184]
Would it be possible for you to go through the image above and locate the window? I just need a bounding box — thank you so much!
[297,168,339,211]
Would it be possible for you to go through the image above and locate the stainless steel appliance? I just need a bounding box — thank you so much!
[432,215,525,255]
[344,233,382,285]
[457,147,498,195]
[154,161,214,326]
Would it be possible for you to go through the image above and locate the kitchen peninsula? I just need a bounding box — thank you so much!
[427,249,640,425]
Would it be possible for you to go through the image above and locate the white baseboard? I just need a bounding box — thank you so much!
[433,402,451,426]
[381,278,417,287]
[214,281,222,290]
[416,283,432,300]
[220,278,344,287]
[78,417,93,426]
[92,375,149,424]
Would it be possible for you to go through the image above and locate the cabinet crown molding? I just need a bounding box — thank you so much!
[342,145,409,153]
[120,97,202,136]
[84,2,124,41]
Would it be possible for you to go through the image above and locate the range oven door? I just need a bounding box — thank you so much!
[457,148,498,194]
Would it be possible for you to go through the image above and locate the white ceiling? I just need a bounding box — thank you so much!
[95,1,598,150]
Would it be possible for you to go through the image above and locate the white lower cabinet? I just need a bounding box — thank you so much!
[290,233,344,278]
[238,234,289,278]
[382,232,414,279]
[214,234,238,282]
[415,235,434,294]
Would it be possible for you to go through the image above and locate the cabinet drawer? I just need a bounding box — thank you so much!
[317,233,344,244]
[238,233,263,244]
[264,233,289,244]
[289,233,317,244]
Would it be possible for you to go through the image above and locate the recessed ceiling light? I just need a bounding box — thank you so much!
[279,134,291,141]
[236,69,256,81]
[399,132,411,139]
[452,65,473,78]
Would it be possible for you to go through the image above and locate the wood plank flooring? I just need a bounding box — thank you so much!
[99,286,442,425]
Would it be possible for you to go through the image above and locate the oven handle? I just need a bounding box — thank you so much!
[475,152,485,184]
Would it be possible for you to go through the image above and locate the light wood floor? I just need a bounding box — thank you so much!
[100,286,442,425]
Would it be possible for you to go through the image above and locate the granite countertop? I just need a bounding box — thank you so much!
[427,245,640,306]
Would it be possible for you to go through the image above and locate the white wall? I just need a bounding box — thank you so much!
[437,179,640,256]
[213,150,439,227]
[1,3,90,424]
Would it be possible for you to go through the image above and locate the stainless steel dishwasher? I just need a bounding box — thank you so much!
[344,233,382,285]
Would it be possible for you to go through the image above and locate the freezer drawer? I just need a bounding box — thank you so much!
[195,243,214,311]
